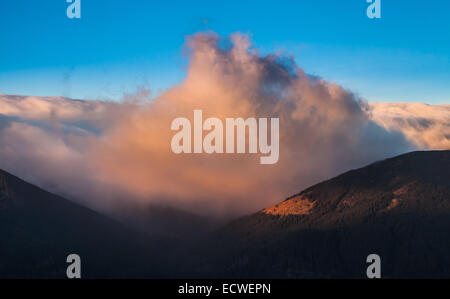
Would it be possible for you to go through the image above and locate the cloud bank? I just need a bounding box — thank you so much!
[369,102,450,149]
[0,33,445,217]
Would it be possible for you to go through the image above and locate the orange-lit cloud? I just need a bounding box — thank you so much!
[1,33,444,217]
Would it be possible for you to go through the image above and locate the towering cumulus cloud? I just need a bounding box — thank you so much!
[0,32,444,217]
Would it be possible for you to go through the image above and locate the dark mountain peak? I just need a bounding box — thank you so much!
[207,151,450,278]
[261,150,450,226]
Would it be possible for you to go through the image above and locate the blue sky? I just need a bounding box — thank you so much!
[0,0,449,104]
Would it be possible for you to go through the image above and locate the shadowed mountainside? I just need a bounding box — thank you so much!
[2,151,450,278]
[0,169,175,278]
[191,151,450,278]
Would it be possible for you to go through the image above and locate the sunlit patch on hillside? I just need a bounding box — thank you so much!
[263,195,315,216]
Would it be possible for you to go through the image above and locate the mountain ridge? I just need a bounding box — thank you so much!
[193,150,450,278]
[2,150,450,278]
[258,150,450,225]
[0,168,173,278]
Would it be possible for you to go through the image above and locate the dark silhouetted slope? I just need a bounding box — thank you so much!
[3,150,450,278]
[197,151,450,278]
[0,169,173,278]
